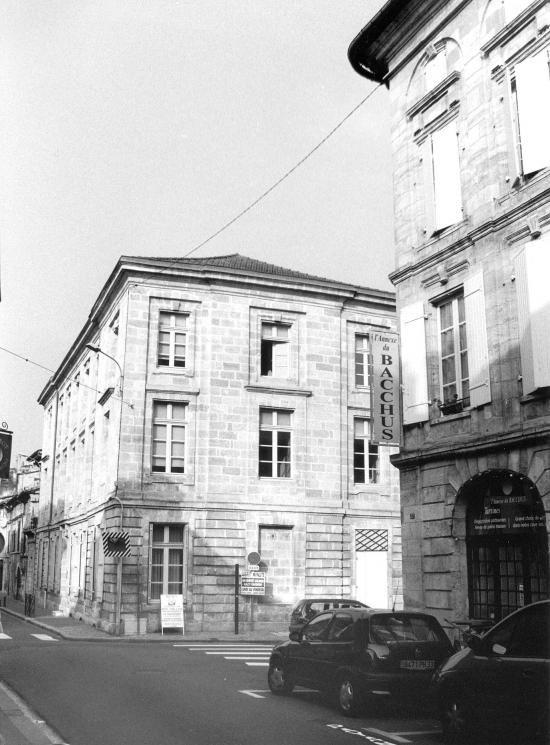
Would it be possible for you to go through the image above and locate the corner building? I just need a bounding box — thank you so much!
[349,0,550,626]
[36,254,400,634]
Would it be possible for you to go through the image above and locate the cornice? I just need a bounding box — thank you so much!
[391,426,550,470]
[480,0,548,57]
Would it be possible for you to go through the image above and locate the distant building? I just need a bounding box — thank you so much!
[349,0,550,625]
[36,254,401,634]
[0,452,41,603]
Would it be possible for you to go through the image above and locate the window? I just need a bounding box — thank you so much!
[511,47,550,177]
[150,524,185,600]
[438,292,469,408]
[259,409,292,478]
[355,335,372,387]
[157,312,187,368]
[303,612,333,641]
[427,121,463,232]
[353,418,379,484]
[261,323,290,377]
[424,49,448,91]
[152,402,186,473]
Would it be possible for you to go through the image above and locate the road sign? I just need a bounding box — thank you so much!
[240,571,266,596]
[102,530,131,558]
[247,551,261,565]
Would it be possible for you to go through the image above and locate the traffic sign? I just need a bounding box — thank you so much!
[240,571,266,596]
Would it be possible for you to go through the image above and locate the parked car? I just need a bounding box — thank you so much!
[434,599,550,743]
[269,607,453,716]
[288,598,368,634]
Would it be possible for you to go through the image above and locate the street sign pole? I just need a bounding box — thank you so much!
[234,563,239,635]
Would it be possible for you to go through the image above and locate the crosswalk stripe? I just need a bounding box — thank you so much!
[246,662,269,667]
[0,633,12,640]
[204,651,270,655]
[30,634,58,641]
[224,656,270,660]
[174,644,272,649]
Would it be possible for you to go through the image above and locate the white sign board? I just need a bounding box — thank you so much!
[240,571,266,596]
[160,594,184,634]
[371,331,400,445]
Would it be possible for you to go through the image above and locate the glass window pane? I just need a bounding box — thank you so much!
[170,461,185,473]
[261,323,275,338]
[171,442,185,458]
[441,329,454,356]
[277,431,290,447]
[442,356,456,385]
[171,405,187,421]
[277,461,291,478]
[154,402,168,419]
[153,424,166,441]
[259,445,273,462]
[276,325,289,340]
[259,430,272,446]
[259,461,272,477]
[150,583,162,600]
[440,301,453,329]
[169,526,184,543]
[459,323,467,352]
[260,410,273,426]
[277,412,291,427]
[152,526,165,543]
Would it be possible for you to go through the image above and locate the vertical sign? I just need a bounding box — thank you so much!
[371,332,400,445]
[160,594,184,635]
[0,430,12,479]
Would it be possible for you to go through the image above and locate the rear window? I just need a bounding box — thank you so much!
[369,614,446,644]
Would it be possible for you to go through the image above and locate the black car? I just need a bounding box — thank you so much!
[434,600,550,743]
[288,598,368,634]
[268,607,453,716]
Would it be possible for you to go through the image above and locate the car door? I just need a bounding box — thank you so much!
[468,603,549,731]
[290,612,334,686]
[307,612,356,689]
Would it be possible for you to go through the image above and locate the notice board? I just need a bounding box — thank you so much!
[160,594,184,634]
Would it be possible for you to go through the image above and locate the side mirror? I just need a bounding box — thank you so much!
[491,643,507,656]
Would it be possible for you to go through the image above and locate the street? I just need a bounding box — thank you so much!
[0,613,450,745]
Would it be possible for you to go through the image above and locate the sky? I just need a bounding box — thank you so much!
[0,0,393,459]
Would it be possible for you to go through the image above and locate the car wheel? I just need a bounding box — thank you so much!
[267,660,294,695]
[440,691,472,743]
[336,675,362,717]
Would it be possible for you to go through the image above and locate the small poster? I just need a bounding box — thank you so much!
[160,594,184,634]
[240,571,266,596]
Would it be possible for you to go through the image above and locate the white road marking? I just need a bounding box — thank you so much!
[204,650,270,655]
[245,662,269,667]
[364,728,412,744]
[328,723,400,744]
[239,689,268,699]
[0,633,12,640]
[174,643,272,648]
[31,634,58,641]
[224,656,270,660]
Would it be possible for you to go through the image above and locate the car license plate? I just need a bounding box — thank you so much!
[400,660,435,670]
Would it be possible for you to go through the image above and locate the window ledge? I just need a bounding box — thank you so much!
[520,387,550,403]
[430,409,471,425]
[480,0,546,57]
[246,385,312,397]
[406,70,461,119]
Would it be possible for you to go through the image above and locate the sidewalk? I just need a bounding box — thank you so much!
[0,595,286,644]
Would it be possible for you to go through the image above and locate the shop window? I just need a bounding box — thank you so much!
[149,524,185,601]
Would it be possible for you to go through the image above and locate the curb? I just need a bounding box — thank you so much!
[0,606,279,644]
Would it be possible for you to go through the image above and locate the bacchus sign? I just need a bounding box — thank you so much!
[371,331,400,445]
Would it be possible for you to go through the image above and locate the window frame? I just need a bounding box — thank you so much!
[260,322,291,378]
[151,401,187,475]
[157,311,188,369]
[436,289,470,409]
[353,417,380,485]
[149,523,186,603]
[258,408,293,479]
[354,334,372,389]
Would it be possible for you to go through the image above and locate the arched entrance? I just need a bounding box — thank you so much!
[462,469,548,622]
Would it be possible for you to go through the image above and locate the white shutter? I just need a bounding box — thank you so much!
[515,50,550,175]
[400,301,429,424]
[464,269,491,407]
[514,238,550,394]
[272,342,289,378]
[432,122,463,230]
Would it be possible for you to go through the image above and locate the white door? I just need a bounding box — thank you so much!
[355,529,389,608]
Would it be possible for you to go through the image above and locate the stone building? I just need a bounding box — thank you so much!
[35,254,400,634]
[349,0,550,626]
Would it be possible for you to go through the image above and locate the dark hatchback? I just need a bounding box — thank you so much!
[434,599,550,743]
[268,607,453,716]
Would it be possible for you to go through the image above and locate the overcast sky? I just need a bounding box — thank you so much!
[0,0,392,458]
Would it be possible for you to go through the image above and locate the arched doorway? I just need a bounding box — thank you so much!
[462,469,548,622]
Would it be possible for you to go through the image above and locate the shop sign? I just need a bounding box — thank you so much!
[371,332,400,445]
[471,494,546,535]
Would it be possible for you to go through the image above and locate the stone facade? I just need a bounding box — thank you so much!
[350,0,550,628]
[35,255,401,634]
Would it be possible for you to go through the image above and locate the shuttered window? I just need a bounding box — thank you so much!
[463,270,491,407]
[261,323,290,378]
[514,48,550,176]
[400,301,429,424]
[432,122,463,231]
[514,237,550,394]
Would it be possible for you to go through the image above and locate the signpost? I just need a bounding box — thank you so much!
[160,594,184,635]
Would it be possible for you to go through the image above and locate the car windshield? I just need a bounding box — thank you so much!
[369,614,445,644]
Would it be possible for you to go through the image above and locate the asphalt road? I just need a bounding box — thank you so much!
[0,613,447,745]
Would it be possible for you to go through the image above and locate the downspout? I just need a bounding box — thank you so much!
[45,388,60,606]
